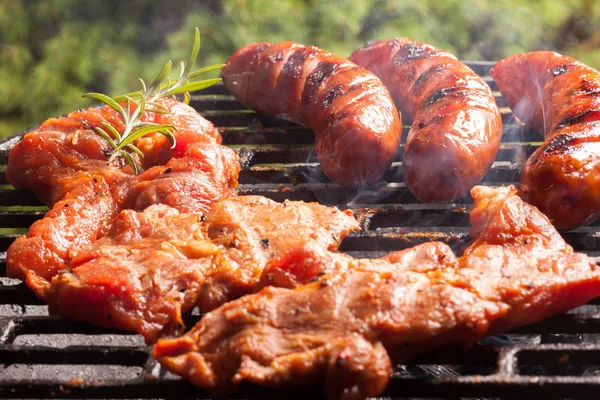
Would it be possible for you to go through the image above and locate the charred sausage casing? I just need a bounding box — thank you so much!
[350,39,503,202]
[491,51,600,230]
[221,42,402,187]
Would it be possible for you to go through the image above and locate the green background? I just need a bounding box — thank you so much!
[1,0,599,138]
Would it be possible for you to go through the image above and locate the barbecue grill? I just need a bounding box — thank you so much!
[2,60,600,399]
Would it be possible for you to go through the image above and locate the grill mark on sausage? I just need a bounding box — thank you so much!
[423,87,456,108]
[414,65,445,86]
[282,47,314,75]
[303,65,362,111]
[255,43,271,54]
[551,64,573,77]
[541,127,600,156]
[267,51,285,63]
[326,111,351,128]
[306,63,340,91]
[323,85,349,108]
[556,109,600,128]
[422,87,472,108]
[415,114,446,131]
[543,134,576,155]
[322,83,363,108]
[301,62,340,108]
[393,43,433,64]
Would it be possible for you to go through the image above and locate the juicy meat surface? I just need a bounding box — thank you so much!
[6,98,239,299]
[48,196,359,343]
[127,138,239,213]
[349,39,502,202]
[222,42,401,187]
[154,185,600,399]
[491,52,600,230]
[256,240,456,290]
[194,196,359,311]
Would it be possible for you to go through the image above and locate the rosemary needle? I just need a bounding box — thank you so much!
[83,28,224,174]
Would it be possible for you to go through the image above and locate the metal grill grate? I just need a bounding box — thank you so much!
[2,61,600,399]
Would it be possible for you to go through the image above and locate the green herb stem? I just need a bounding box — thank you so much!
[83,27,223,174]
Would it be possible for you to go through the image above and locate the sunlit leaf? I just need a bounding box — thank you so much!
[113,124,175,154]
[83,93,126,121]
[94,127,117,149]
[183,27,201,78]
[126,144,144,159]
[113,90,143,103]
[127,95,145,131]
[100,121,122,143]
[162,78,222,97]
[146,102,170,114]
[119,150,140,175]
[188,63,225,80]
[147,60,172,95]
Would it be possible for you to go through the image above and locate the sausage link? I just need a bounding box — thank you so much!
[221,42,402,187]
[491,52,600,230]
[350,39,503,202]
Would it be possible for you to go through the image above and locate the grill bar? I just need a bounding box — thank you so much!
[2,61,600,399]
[0,345,148,365]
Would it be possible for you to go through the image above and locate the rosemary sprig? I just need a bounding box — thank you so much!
[83,28,224,174]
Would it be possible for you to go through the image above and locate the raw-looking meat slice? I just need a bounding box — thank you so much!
[48,196,359,343]
[6,107,135,288]
[154,185,600,399]
[6,98,239,299]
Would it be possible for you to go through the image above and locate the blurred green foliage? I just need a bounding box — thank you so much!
[1,0,599,137]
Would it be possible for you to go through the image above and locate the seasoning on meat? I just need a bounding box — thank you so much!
[221,42,402,187]
[349,39,503,202]
[154,185,600,399]
[47,196,359,343]
[6,98,239,300]
[491,51,600,230]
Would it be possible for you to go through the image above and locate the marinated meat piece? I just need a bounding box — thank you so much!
[154,185,600,399]
[127,98,239,213]
[491,52,600,230]
[196,195,359,311]
[6,98,239,300]
[257,240,456,290]
[349,39,502,202]
[11,169,130,297]
[48,196,359,343]
[127,139,239,213]
[49,204,214,343]
[6,107,134,290]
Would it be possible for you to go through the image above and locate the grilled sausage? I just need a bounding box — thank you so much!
[491,52,600,230]
[349,39,503,202]
[221,42,402,187]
